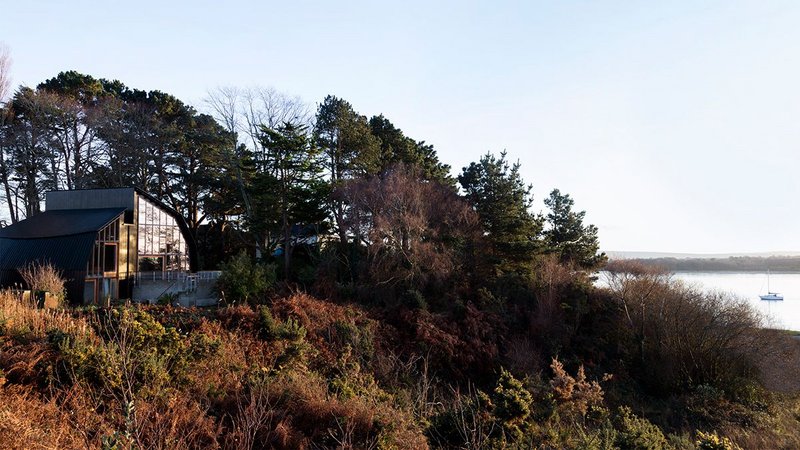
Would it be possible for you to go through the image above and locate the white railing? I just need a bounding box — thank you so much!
[185,272,221,292]
[134,270,221,285]
[135,271,188,283]
[196,271,222,281]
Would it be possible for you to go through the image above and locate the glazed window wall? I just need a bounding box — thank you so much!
[137,197,188,272]
[87,217,120,277]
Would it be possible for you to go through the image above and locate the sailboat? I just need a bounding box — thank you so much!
[759,270,784,301]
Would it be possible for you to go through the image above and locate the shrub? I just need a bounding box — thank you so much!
[332,320,375,364]
[614,406,670,450]
[492,368,533,437]
[216,252,276,305]
[575,422,619,450]
[402,289,428,311]
[55,308,192,399]
[428,386,494,450]
[18,262,66,306]
[604,263,769,396]
[156,292,179,306]
[279,317,306,342]
[696,431,742,450]
[429,370,534,449]
[259,306,280,340]
[549,358,608,419]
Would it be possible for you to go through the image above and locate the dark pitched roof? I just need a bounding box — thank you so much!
[0,208,124,276]
[0,208,125,239]
[0,233,97,272]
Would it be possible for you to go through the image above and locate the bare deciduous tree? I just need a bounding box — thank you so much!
[603,260,774,393]
[338,164,479,289]
[204,86,311,258]
[242,87,310,158]
[205,85,310,157]
[0,43,11,105]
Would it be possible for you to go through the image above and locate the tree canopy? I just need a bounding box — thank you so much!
[544,189,606,269]
[458,151,543,280]
[0,71,605,283]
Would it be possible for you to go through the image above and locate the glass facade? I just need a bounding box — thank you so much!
[137,196,188,272]
[87,218,120,277]
[85,216,123,303]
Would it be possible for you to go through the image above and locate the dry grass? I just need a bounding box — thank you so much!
[0,385,88,449]
[0,289,94,341]
[133,394,221,450]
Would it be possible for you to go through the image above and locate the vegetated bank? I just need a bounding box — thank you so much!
[1,257,799,449]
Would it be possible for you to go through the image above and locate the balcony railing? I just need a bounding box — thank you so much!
[134,270,221,286]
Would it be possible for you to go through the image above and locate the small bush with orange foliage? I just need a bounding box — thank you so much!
[549,357,609,419]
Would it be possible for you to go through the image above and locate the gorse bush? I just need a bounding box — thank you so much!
[614,406,670,450]
[696,431,742,450]
[0,259,793,450]
[0,70,789,447]
[333,319,375,364]
[259,305,280,340]
[216,252,276,305]
[491,368,533,441]
[258,305,308,343]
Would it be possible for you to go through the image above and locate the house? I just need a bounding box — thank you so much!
[0,187,205,305]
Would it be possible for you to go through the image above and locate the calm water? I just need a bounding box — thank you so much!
[672,272,800,331]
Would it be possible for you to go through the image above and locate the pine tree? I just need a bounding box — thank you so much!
[543,189,606,269]
[368,114,453,186]
[458,151,542,280]
[313,95,380,245]
[256,121,328,277]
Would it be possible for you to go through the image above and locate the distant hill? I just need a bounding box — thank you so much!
[607,253,800,272]
[607,251,800,260]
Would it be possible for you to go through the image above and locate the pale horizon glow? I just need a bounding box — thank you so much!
[2,1,799,254]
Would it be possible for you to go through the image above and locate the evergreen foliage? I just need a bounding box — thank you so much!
[458,151,543,281]
[0,69,788,450]
[215,252,276,304]
[313,95,380,245]
[544,188,607,269]
[252,121,328,277]
[368,114,453,186]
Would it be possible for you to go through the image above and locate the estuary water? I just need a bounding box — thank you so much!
[671,272,800,331]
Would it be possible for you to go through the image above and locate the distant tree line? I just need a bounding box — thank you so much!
[0,68,605,305]
[620,256,800,273]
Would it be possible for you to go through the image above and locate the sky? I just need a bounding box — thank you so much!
[2,0,800,254]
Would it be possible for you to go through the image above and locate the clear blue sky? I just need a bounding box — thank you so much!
[3,0,800,254]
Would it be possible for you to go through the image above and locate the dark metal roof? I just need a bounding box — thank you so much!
[0,208,125,239]
[0,233,97,271]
